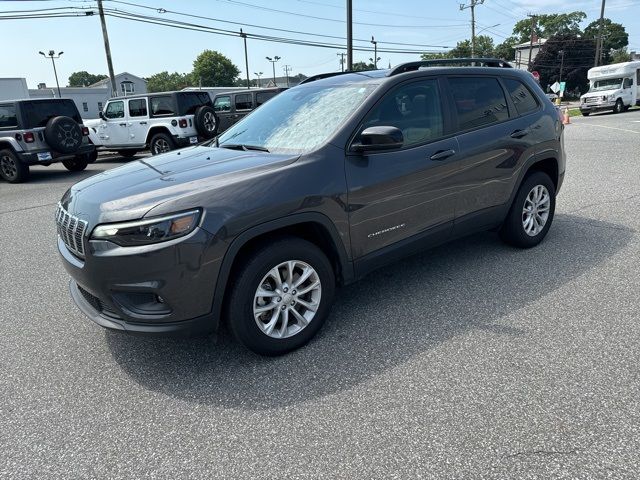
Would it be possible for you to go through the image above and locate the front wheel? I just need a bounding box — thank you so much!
[613,99,624,114]
[226,237,335,356]
[117,150,138,158]
[62,157,89,172]
[581,111,590,117]
[500,171,556,248]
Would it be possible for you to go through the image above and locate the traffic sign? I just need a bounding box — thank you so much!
[550,81,560,94]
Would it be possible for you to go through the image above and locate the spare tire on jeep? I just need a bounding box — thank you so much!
[194,106,218,138]
[44,116,83,154]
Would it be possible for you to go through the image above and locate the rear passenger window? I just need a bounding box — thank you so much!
[359,79,444,147]
[256,91,277,106]
[150,96,175,116]
[128,99,148,117]
[0,104,17,129]
[235,94,252,111]
[503,78,538,116]
[449,77,508,130]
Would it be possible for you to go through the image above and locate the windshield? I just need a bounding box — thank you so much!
[217,83,376,154]
[590,77,623,92]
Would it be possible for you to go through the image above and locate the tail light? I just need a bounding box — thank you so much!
[23,132,35,143]
[82,127,89,136]
[178,118,187,128]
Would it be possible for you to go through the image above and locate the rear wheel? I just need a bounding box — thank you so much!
[226,237,335,356]
[581,111,590,117]
[0,149,29,183]
[613,99,624,114]
[86,149,98,164]
[62,157,88,172]
[500,171,556,248]
[150,133,175,155]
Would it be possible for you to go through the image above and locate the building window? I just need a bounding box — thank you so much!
[98,102,103,111]
[120,81,134,94]
[82,102,88,112]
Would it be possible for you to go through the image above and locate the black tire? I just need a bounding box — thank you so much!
[194,105,218,138]
[226,237,336,356]
[62,156,88,172]
[149,132,175,155]
[613,99,624,114]
[499,171,556,248]
[44,116,83,154]
[623,105,631,112]
[86,149,98,164]
[581,111,590,117]
[117,150,138,158]
[0,149,29,183]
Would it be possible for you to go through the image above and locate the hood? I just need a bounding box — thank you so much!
[61,145,299,224]
[83,118,101,128]
[581,89,620,99]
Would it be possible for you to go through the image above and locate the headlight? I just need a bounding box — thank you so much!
[91,209,201,246]
[608,94,616,101]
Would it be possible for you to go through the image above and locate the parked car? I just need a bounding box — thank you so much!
[0,98,96,183]
[57,58,565,356]
[580,61,640,116]
[212,87,286,133]
[85,91,217,157]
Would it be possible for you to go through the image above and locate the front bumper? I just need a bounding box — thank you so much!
[58,226,222,336]
[17,143,96,165]
[580,100,616,113]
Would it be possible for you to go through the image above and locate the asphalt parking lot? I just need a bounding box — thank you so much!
[1,111,640,479]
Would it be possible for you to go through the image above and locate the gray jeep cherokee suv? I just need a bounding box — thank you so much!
[0,98,96,183]
[57,59,565,356]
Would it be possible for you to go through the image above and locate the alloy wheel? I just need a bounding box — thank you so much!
[522,184,550,236]
[0,154,17,180]
[253,260,322,339]
[153,138,171,154]
[203,111,216,132]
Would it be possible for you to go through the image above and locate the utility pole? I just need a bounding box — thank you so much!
[282,65,292,87]
[346,0,353,70]
[527,13,538,70]
[240,29,250,89]
[266,56,281,85]
[97,0,117,96]
[558,50,565,83]
[39,50,63,98]
[594,0,606,67]
[459,0,484,58]
[337,52,346,72]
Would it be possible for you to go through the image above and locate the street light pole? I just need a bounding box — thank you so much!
[240,29,250,89]
[265,56,281,85]
[39,50,63,98]
[254,72,263,88]
[346,0,353,70]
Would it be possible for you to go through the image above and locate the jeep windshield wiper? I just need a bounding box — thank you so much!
[219,143,270,153]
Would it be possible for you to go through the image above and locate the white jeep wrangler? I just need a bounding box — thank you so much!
[85,91,217,157]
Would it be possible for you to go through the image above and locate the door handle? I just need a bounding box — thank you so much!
[430,149,456,161]
[139,121,147,125]
[510,129,529,139]
[119,123,127,127]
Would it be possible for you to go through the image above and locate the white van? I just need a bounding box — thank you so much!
[580,61,640,116]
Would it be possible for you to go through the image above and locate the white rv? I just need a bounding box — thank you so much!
[580,61,640,116]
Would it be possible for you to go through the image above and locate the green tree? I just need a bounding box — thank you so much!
[584,18,628,64]
[494,41,516,61]
[146,71,193,92]
[610,47,632,64]
[68,71,107,87]
[351,61,376,71]
[532,34,595,95]
[421,35,495,60]
[511,12,586,43]
[192,50,240,87]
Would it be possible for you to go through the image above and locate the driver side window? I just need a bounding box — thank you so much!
[104,101,124,119]
[359,79,444,148]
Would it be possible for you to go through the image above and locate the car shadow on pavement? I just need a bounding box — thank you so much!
[106,214,634,410]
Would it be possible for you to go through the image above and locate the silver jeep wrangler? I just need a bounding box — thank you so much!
[0,98,96,183]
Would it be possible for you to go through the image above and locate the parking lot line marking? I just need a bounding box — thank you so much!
[576,123,640,134]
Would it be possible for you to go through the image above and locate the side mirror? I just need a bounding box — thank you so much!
[352,126,403,152]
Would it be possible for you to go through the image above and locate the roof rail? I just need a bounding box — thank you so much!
[388,58,512,76]
[299,71,356,84]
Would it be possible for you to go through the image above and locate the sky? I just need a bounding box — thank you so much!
[1,0,639,88]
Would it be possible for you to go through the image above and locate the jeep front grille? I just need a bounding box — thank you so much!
[55,203,88,258]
